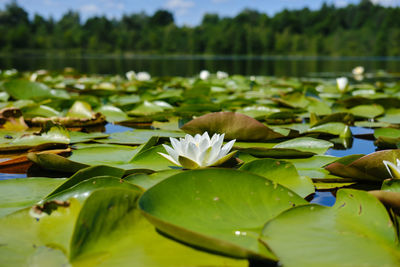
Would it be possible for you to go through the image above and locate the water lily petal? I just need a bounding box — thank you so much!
[170,137,183,155]
[383,160,400,179]
[162,144,179,163]
[187,142,200,164]
[158,152,180,166]
[179,155,201,169]
[206,143,222,166]
[219,139,236,158]
[198,146,213,166]
[209,150,237,167]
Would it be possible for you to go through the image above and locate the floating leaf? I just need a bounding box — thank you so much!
[66,101,93,119]
[3,80,54,100]
[181,112,284,141]
[0,178,65,217]
[260,189,400,267]
[239,158,314,197]
[273,137,333,154]
[139,168,307,260]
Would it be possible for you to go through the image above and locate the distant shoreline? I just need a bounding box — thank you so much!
[1,51,400,61]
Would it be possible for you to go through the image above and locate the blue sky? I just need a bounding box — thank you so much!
[1,0,399,25]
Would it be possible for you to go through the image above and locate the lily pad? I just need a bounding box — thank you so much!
[139,168,307,260]
[307,122,351,138]
[45,165,125,199]
[181,112,284,141]
[0,125,70,151]
[260,189,400,267]
[95,105,129,122]
[0,178,65,217]
[349,104,385,118]
[97,129,185,145]
[3,80,55,100]
[378,109,400,124]
[273,137,333,154]
[239,159,315,197]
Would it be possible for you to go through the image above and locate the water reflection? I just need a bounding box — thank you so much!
[1,54,400,77]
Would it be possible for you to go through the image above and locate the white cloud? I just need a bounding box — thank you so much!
[334,0,348,7]
[79,4,101,15]
[101,0,125,11]
[211,0,229,3]
[165,0,195,15]
[370,0,400,6]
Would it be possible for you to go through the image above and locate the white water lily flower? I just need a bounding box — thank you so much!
[383,159,400,179]
[352,66,365,76]
[216,71,228,79]
[137,71,151,81]
[199,70,210,80]
[159,132,236,169]
[126,70,136,81]
[336,77,349,92]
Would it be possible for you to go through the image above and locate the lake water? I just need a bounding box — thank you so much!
[1,54,400,77]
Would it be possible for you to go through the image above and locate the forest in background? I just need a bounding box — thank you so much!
[0,0,399,56]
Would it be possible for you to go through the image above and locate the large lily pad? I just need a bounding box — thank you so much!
[139,168,307,261]
[3,80,55,100]
[0,177,65,217]
[260,189,400,267]
[181,112,284,141]
[0,189,246,266]
[239,158,314,197]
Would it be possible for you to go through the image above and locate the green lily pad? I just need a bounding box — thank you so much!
[287,155,337,178]
[349,104,385,119]
[45,165,125,200]
[181,112,284,141]
[69,188,247,266]
[3,80,55,100]
[273,137,333,154]
[306,97,331,116]
[95,105,129,122]
[139,168,307,260]
[22,105,61,118]
[374,128,400,139]
[69,131,109,143]
[0,199,80,266]
[0,178,65,217]
[128,101,165,116]
[47,177,142,203]
[125,169,182,190]
[97,129,185,145]
[307,122,351,138]
[239,159,314,197]
[66,101,93,119]
[0,190,246,266]
[378,109,400,124]
[0,125,70,151]
[260,189,400,267]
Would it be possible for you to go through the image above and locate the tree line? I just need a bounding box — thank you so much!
[0,0,399,56]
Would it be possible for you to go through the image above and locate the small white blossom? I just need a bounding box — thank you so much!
[216,71,228,79]
[383,159,400,179]
[159,132,236,169]
[199,70,210,80]
[136,72,151,81]
[336,77,349,92]
[126,70,136,81]
[352,66,365,76]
